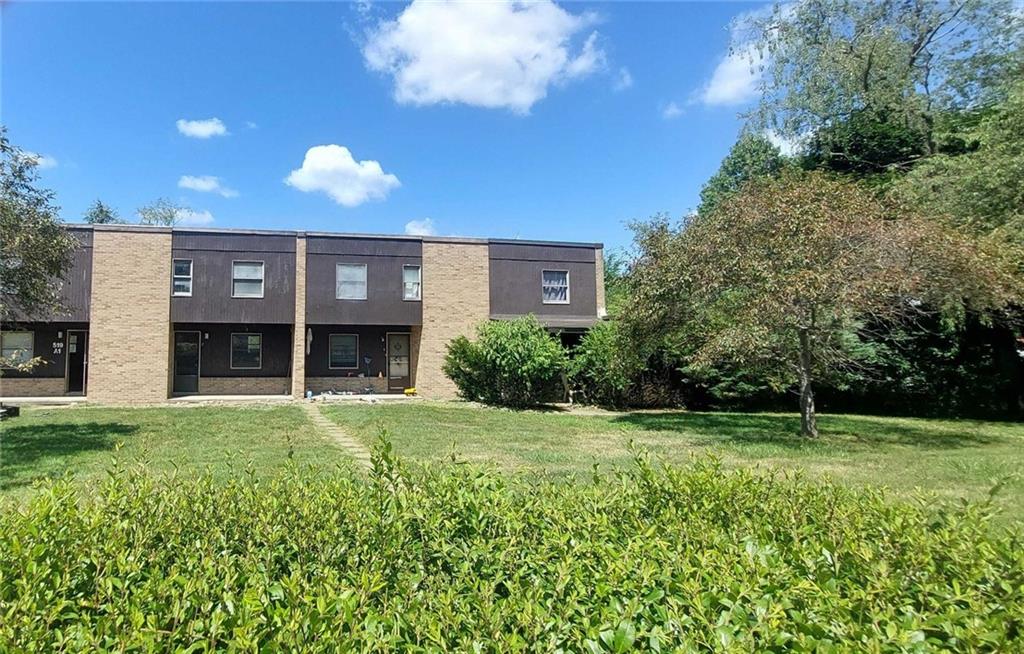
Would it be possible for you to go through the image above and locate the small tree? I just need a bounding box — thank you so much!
[83,199,124,224]
[137,198,186,226]
[443,316,567,408]
[626,171,1019,437]
[0,127,78,369]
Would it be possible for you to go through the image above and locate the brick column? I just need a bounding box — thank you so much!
[595,246,607,318]
[87,227,172,403]
[417,239,490,399]
[291,234,307,398]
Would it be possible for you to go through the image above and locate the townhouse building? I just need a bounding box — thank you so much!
[0,224,606,403]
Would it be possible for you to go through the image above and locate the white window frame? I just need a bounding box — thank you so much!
[402,265,421,301]
[231,260,265,299]
[336,263,368,301]
[172,258,193,297]
[1,331,34,367]
[541,269,570,305]
[328,333,359,370]
[229,332,263,370]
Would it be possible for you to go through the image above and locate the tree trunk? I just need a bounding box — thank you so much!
[797,328,819,438]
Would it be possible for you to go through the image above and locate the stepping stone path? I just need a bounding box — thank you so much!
[301,402,373,469]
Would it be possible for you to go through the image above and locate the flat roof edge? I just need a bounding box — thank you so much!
[61,223,601,248]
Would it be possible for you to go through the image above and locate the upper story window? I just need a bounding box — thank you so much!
[230,333,262,369]
[1,331,33,367]
[542,270,570,304]
[232,261,264,298]
[172,259,192,297]
[403,265,421,301]
[336,263,367,300]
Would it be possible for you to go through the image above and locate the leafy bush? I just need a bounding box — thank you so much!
[2,446,1023,651]
[443,315,567,407]
[569,321,644,408]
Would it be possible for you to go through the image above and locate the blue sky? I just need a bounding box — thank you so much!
[2,1,764,250]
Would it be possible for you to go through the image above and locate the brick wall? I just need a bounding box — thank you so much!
[306,376,387,394]
[88,228,172,403]
[199,377,290,395]
[595,246,607,317]
[0,377,67,397]
[291,235,307,398]
[417,240,490,399]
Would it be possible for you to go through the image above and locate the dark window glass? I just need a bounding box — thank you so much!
[231,333,262,369]
[329,334,358,368]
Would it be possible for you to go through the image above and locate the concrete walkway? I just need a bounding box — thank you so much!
[301,402,373,469]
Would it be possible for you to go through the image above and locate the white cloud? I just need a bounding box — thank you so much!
[612,66,633,92]
[362,0,605,114]
[404,218,436,236]
[285,145,400,207]
[698,42,761,106]
[176,118,228,139]
[661,102,683,120]
[178,175,239,198]
[245,121,258,130]
[25,151,58,169]
[175,209,215,227]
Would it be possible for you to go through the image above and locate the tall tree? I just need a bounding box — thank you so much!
[740,0,1022,158]
[83,199,124,224]
[0,128,78,369]
[626,171,1019,437]
[137,198,187,226]
[697,133,787,216]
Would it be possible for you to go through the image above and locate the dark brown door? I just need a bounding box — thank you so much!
[173,331,201,394]
[66,330,88,394]
[387,333,411,391]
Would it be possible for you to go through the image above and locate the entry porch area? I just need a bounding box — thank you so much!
[303,324,417,395]
[171,323,292,397]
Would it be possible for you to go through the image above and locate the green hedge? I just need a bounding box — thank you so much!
[2,446,1022,651]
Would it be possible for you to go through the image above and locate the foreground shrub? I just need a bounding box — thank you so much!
[569,320,645,408]
[443,315,566,407]
[1,448,1023,651]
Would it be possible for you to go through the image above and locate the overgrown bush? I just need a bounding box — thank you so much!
[2,446,1023,651]
[443,315,566,407]
[569,321,644,408]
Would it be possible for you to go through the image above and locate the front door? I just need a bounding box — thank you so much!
[387,333,411,391]
[66,330,88,394]
[173,331,201,394]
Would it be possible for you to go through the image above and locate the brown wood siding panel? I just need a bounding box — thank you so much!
[307,236,420,257]
[305,241,422,325]
[488,244,598,318]
[489,242,596,263]
[169,249,296,323]
[172,232,295,253]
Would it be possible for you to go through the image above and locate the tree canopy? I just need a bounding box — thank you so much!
[83,199,124,224]
[697,133,788,216]
[0,128,78,369]
[626,171,1019,436]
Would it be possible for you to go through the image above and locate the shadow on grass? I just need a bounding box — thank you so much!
[611,412,1000,450]
[0,422,139,490]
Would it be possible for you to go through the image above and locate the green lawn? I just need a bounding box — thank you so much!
[4,402,1023,523]
[0,405,347,500]
[322,401,1024,522]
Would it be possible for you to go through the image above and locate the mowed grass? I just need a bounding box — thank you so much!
[0,405,347,500]
[322,402,1024,523]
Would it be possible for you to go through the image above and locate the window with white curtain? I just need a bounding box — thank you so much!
[336,263,367,300]
[0,331,33,366]
[542,270,570,304]
[403,265,421,301]
[232,261,264,298]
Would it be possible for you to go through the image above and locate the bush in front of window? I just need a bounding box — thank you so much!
[443,316,566,408]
